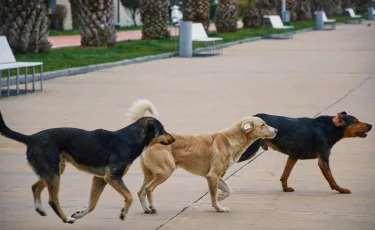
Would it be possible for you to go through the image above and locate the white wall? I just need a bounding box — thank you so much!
[116,3,143,26]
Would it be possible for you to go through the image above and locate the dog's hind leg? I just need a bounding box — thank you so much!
[318,156,351,194]
[218,178,232,201]
[206,173,229,212]
[280,156,297,192]
[44,175,75,224]
[145,171,172,213]
[32,160,67,216]
[138,168,154,213]
[32,179,47,216]
[71,176,107,219]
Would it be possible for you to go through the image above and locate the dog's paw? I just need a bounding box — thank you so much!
[119,208,126,221]
[338,188,351,194]
[71,210,85,219]
[282,187,295,192]
[144,208,156,214]
[63,217,76,224]
[35,208,47,216]
[149,204,157,213]
[215,205,230,213]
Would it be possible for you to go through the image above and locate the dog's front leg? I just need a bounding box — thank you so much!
[106,176,133,220]
[71,176,107,219]
[206,174,229,212]
[280,156,298,192]
[317,150,351,194]
[44,175,75,224]
[218,178,232,201]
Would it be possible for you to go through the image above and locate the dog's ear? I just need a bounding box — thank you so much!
[145,118,157,134]
[333,112,346,127]
[241,120,254,133]
[340,111,347,116]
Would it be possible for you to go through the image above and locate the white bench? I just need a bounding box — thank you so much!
[192,23,223,55]
[344,8,362,23]
[263,15,295,39]
[315,11,336,30]
[0,36,43,97]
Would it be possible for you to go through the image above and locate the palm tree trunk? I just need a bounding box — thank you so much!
[0,0,51,54]
[78,0,117,46]
[140,0,170,40]
[215,0,237,32]
[183,0,210,31]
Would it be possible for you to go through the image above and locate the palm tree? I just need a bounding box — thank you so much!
[295,0,312,20]
[0,0,51,54]
[139,0,170,39]
[78,0,117,46]
[242,3,261,28]
[215,0,237,32]
[241,0,276,28]
[183,0,211,30]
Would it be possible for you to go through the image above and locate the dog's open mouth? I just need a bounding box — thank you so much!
[355,132,367,138]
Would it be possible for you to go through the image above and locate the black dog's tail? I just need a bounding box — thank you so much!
[237,139,262,163]
[0,111,29,144]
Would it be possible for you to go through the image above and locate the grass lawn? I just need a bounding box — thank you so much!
[1,16,349,78]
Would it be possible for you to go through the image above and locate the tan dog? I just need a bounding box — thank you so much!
[129,104,278,213]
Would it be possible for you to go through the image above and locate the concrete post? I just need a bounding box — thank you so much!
[179,21,193,57]
[315,11,324,30]
[283,11,290,23]
[367,7,374,20]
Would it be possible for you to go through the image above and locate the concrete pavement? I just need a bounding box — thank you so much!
[1,24,374,230]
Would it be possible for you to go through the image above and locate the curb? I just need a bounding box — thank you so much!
[194,36,262,54]
[1,26,320,87]
[1,52,177,87]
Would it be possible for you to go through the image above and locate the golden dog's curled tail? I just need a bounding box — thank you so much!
[127,99,159,123]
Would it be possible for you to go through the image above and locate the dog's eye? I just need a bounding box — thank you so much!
[262,124,265,127]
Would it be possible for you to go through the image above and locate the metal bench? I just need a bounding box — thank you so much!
[344,8,362,24]
[263,15,295,39]
[192,23,223,56]
[315,11,336,30]
[322,11,336,30]
[0,36,43,97]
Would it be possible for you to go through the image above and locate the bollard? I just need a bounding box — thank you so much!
[179,21,193,57]
[315,11,324,30]
[282,11,291,24]
[367,7,374,20]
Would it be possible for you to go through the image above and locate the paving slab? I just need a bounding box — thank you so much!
[0,24,374,230]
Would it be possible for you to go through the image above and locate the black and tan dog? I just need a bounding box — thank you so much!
[0,100,175,224]
[238,112,372,194]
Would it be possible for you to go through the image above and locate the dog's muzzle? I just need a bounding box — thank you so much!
[159,134,175,145]
[269,127,278,139]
